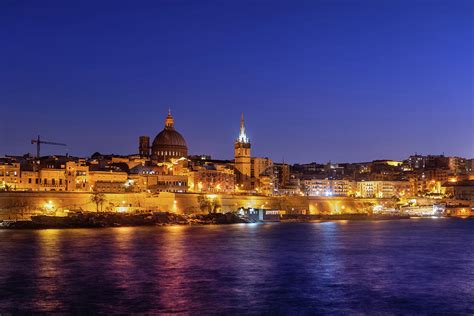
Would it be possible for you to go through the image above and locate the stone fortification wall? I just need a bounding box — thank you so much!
[0,192,394,220]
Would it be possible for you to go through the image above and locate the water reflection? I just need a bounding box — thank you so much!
[32,229,65,311]
[154,225,191,312]
[0,220,472,314]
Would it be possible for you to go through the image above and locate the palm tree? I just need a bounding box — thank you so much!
[90,192,106,212]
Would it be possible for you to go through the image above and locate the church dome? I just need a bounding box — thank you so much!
[151,110,188,162]
[153,129,187,148]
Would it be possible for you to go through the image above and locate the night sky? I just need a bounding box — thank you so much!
[1,0,473,163]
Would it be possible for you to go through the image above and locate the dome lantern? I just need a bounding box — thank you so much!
[165,108,174,128]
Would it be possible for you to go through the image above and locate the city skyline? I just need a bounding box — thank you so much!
[1,0,473,163]
[0,2,473,314]
[2,108,472,164]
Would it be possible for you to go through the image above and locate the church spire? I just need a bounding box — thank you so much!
[238,113,249,143]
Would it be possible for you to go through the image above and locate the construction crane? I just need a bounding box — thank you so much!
[31,135,67,158]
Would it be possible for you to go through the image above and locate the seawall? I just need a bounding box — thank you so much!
[0,191,401,220]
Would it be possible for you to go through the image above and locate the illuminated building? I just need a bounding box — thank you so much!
[443,180,474,200]
[256,175,274,196]
[447,156,469,174]
[234,113,252,190]
[303,179,354,197]
[19,170,38,191]
[37,168,67,191]
[0,157,91,192]
[89,170,128,192]
[405,154,468,174]
[154,175,188,193]
[0,160,20,190]
[273,163,290,193]
[65,160,89,191]
[445,205,474,217]
[356,181,411,198]
[277,183,301,196]
[188,154,212,161]
[406,155,427,170]
[251,157,274,195]
[409,169,448,195]
[144,110,188,162]
[148,174,188,193]
[128,172,188,193]
[188,165,235,194]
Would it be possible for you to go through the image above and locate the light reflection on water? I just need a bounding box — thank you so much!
[0,220,473,314]
[33,229,64,311]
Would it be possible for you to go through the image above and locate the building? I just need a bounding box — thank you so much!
[303,179,354,197]
[409,169,448,195]
[356,181,411,198]
[273,163,290,194]
[0,156,95,192]
[0,160,20,190]
[406,155,426,170]
[447,156,469,175]
[468,159,474,174]
[89,170,128,193]
[292,162,325,175]
[138,136,150,157]
[443,180,474,200]
[145,110,188,162]
[277,184,301,196]
[127,173,188,193]
[234,113,252,191]
[251,157,274,195]
[19,170,38,191]
[188,165,236,194]
[36,168,67,191]
[65,160,90,192]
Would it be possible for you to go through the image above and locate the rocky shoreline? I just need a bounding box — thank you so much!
[0,212,421,229]
[0,211,252,229]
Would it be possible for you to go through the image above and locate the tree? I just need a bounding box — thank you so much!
[197,195,221,214]
[0,183,12,192]
[197,195,210,213]
[90,192,106,212]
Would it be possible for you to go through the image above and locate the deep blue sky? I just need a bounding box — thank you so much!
[1,0,473,163]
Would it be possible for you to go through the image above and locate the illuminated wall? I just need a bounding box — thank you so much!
[0,191,401,220]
